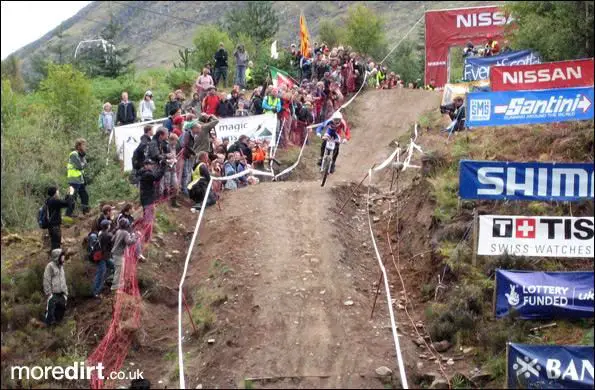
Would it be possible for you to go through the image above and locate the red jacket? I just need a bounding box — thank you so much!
[202,95,220,116]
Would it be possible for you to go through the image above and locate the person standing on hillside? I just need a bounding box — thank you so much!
[66,138,89,217]
[45,186,75,249]
[202,86,220,116]
[139,91,155,122]
[98,102,116,135]
[213,43,229,88]
[93,219,115,298]
[116,92,136,125]
[43,248,68,326]
[138,159,166,218]
[195,68,215,102]
[111,218,137,292]
[233,44,249,89]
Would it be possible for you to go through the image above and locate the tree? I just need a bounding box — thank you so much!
[345,4,386,59]
[317,18,346,48]
[1,56,25,92]
[505,1,594,61]
[385,40,423,84]
[224,1,279,42]
[174,48,193,71]
[191,25,234,71]
[48,24,72,65]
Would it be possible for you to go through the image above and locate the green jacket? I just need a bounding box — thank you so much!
[67,151,86,184]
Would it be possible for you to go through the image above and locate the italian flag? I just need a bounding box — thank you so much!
[270,66,295,89]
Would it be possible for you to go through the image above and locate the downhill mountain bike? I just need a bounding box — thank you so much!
[320,138,337,187]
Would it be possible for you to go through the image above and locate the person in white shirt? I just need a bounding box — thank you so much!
[139,90,156,121]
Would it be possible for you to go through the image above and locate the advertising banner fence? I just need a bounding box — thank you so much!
[463,49,541,81]
[495,270,594,319]
[478,215,594,258]
[467,86,594,127]
[459,160,594,202]
[507,343,594,389]
[113,114,277,171]
[490,58,594,91]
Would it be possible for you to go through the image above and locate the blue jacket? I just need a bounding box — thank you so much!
[315,119,340,141]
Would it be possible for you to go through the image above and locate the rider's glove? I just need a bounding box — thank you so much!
[342,138,348,144]
[317,133,322,138]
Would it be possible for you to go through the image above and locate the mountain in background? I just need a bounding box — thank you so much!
[12,1,496,76]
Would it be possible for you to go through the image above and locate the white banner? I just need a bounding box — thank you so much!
[113,114,278,171]
[215,114,277,144]
[478,215,594,258]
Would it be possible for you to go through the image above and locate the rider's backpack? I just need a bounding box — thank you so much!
[87,231,103,262]
[38,202,50,229]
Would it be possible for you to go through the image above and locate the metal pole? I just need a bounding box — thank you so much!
[472,208,478,267]
[370,272,384,320]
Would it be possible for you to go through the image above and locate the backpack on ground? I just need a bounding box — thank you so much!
[87,231,103,262]
[38,201,50,229]
[131,142,149,171]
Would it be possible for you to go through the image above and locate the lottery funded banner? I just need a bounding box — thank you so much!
[495,270,594,319]
[466,86,594,127]
[459,160,595,202]
[478,215,594,258]
[507,343,594,389]
[491,58,595,91]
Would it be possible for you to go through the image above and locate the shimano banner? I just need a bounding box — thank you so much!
[463,49,541,81]
[495,270,594,319]
[478,215,594,258]
[467,86,595,127]
[459,160,594,202]
[507,343,594,389]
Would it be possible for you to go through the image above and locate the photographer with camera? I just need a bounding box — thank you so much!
[440,96,466,133]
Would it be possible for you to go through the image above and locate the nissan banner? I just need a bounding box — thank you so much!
[495,270,594,319]
[507,343,594,389]
[467,86,594,127]
[491,58,595,92]
[478,215,594,258]
[463,49,541,81]
[459,160,594,202]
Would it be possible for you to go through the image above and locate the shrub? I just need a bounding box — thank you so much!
[165,68,199,92]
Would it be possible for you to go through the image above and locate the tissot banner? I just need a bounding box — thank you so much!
[477,215,594,258]
[495,270,594,319]
[459,160,595,202]
[491,58,595,91]
[507,343,594,389]
[464,49,542,82]
[466,87,594,127]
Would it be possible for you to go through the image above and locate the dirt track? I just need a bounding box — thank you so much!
[172,88,443,389]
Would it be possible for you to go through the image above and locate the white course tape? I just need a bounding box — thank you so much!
[379,15,425,65]
[374,145,402,172]
[366,168,409,389]
[178,177,214,389]
[274,131,310,179]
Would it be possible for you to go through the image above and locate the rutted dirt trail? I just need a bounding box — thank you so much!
[180,89,441,389]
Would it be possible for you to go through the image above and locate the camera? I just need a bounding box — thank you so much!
[440,103,455,115]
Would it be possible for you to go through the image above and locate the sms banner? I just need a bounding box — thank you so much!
[467,87,594,127]
[491,58,594,91]
[507,343,594,389]
[463,49,541,81]
[477,215,594,258]
[495,270,594,319]
[459,160,594,202]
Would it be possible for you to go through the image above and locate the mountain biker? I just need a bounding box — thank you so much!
[316,111,350,174]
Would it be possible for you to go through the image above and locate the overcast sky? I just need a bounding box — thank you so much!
[1,1,92,59]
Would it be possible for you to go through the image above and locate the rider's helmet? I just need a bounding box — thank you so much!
[331,111,343,123]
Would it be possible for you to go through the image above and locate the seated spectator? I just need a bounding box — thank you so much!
[227,135,253,165]
[250,86,264,115]
[217,93,235,117]
[184,92,202,114]
[252,140,267,170]
[163,108,179,134]
[442,96,466,133]
[44,248,68,326]
[234,101,250,117]
[223,153,239,190]
[234,151,250,187]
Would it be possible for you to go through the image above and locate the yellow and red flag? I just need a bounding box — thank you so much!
[300,12,311,59]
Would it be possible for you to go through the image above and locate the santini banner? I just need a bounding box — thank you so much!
[491,58,595,91]
[507,343,594,389]
[463,49,541,81]
[459,160,594,202]
[467,86,594,127]
[495,270,594,319]
[478,215,594,258]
